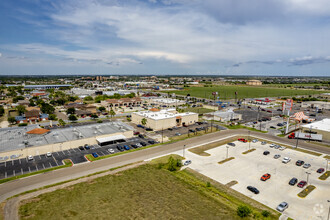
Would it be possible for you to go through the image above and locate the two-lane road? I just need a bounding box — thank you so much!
[0,129,329,203]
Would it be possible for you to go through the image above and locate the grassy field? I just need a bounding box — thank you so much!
[19,164,279,219]
[173,85,326,100]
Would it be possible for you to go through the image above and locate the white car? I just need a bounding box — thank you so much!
[282,157,291,164]
[108,148,115,154]
[252,139,258,143]
[46,152,52,157]
[270,143,276,148]
[278,146,286,151]
[276,202,289,212]
[27,155,33,161]
[184,160,192,166]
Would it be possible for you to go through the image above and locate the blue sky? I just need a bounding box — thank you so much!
[1,0,330,76]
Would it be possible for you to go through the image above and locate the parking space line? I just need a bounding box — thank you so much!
[19,159,22,164]
[35,165,38,171]
[25,158,28,163]
[12,160,14,166]
[99,151,105,156]
[13,170,15,176]
[42,164,45,169]
[62,151,65,155]
[5,172,7,179]
[55,152,60,156]
[49,162,52,168]
[54,160,59,166]
[21,168,23,175]
[38,155,41,160]
[4,162,6,167]
[28,167,31,173]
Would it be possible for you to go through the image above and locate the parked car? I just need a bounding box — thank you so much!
[277,123,284,126]
[189,129,195,133]
[238,138,247,142]
[138,134,145,139]
[252,139,258,143]
[289,177,298,186]
[79,146,85,151]
[274,145,281,149]
[276,202,289,212]
[261,141,267,145]
[267,110,272,113]
[108,148,115,154]
[137,124,145,128]
[140,142,147,146]
[146,128,153,131]
[297,180,307,188]
[260,173,271,181]
[92,152,99,158]
[196,127,202,131]
[303,163,311,169]
[317,168,325,173]
[278,146,286,151]
[269,143,276,148]
[247,186,259,194]
[274,154,281,159]
[263,151,270,155]
[282,157,291,163]
[133,131,140,135]
[27,155,34,161]
[270,126,276,129]
[227,143,236,147]
[117,145,124,152]
[184,160,192,166]
[131,144,138,148]
[183,124,188,127]
[123,145,130,150]
[46,152,52,157]
[296,160,305,166]
[136,143,142,147]
[84,145,90,150]
[168,127,173,131]
[148,140,155,144]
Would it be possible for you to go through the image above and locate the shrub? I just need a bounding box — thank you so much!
[206,182,211,187]
[97,120,103,123]
[261,210,270,217]
[18,123,28,127]
[237,205,251,218]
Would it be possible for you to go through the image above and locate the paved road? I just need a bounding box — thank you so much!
[0,129,329,203]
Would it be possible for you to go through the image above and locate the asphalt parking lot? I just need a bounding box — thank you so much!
[0,136,153,180]
[178,139,330,220]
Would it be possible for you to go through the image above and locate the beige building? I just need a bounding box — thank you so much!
[246,80,262,86]
[301,101,330,110]
[131,108,198,131]
[203,111,242,122]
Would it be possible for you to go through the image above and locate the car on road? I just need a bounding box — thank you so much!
[303,163,311,169]
[261,141,267,145]
[27,155,34,161]
[274,154,281,159]
[184,160,192,166]
[46,152,52,157]
[108,148,115,154]
[247,186,259,194]
[296,160,305,166]
[317,168,325,173]
[260,173,271,181]
[276,202,289,212]
[92,152,99,158]
[297,180,307,188]
[79,146,85,151]
[289,177,298,186]
[277,123,283,126]
[117,145,124,152]
[123,145,130,150]
[282,157,291,163]
[263,151,270,155]
[140,142,147,146]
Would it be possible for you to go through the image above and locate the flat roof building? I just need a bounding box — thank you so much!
[302,118,330,142]
[131,108,198,131]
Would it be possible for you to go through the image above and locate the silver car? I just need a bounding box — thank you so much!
[276,202,288,212]
[108,148,115,154]
[274,154,281,159]
[303,163,311,169]
[252,139,258,143]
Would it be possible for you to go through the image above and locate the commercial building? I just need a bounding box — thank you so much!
[0,121,134,153]
[301,118,330,142]
[101,97,142,109]
[142,97,186,107]
[24,84,72,89]
[246,80,262,86]
[131,108,198,131]
[203,111,242,122]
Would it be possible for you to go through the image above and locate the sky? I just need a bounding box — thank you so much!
[1,0,330,76]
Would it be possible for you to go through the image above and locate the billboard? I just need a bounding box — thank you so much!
[283,99,293,111]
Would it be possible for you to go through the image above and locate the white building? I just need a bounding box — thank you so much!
[302,118,330,141]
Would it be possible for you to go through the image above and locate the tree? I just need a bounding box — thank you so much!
[16,105,26,115]
[41,103,55,114]
[48,114,57,121]
[237,205,251,218]
[141,118,147,126]
[68,114,78,122]
[29,99,36,106]
[58,119,66,126]
[0,106,4,117]
[8,116,16,124]
[84,96,93,101]
[67,107,75,115]
[98,106,106,112]
[110,108,116,118]
[12,96,24,103]
[167,156,177,171]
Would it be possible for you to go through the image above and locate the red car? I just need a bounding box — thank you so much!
[238,138,247,143]
[317,168,325,173]
[297,181,307,188]
[267,110,272,113]
[133,131,140,135]
[260,173,271,181]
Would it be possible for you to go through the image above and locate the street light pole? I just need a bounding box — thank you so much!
[183,144,186,158]
[327,200,330,220]
[248,130,251,150]
[326,159,329,172]
[306,172,311,185]
[226,146,229,159]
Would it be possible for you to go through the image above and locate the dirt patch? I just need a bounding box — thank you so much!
[225,181,238,187]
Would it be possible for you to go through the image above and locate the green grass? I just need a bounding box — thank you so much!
[297,185,316,198]
[189,136,238,156]
[319,171,330,180]
[218,157,235,164]
[242,149,256,154]
[172,85,325,100]
[149,154,184,165]
[19,164,279,220]
[222,124,268,133]
[0,159,73,185]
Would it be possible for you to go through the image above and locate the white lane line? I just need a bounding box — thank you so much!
[49,162,52,168]
[42,163,45,169]
[35,165,38,171]
[12,160,14,166]
[5,172,7,178]
[21,168,23,175]
[28,167,31,173]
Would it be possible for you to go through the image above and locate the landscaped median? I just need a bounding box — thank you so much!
[0,159,73,185]
[189,136,238,156]
[297,185,316,198]
[242,148,256,154]
[218,157,235,164]
[319,171,330,180]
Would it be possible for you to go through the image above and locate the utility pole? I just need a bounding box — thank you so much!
[161,127,164,144]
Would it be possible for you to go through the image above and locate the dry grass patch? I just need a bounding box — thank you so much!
[242,148,256,154]
[189,136,238,156]
[0,202,5,220]
[297,185,316,198]
[319,171,330,180]
[225,181,238,187]
[218,157,235,164]
[324,155,330,159]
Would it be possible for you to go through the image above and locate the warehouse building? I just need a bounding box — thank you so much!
[131,108,198,131]
[300,101,330,110]
[301,118,330,142]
